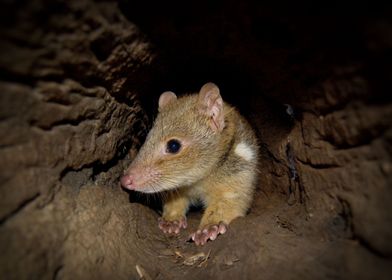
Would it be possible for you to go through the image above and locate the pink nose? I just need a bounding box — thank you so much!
[120,174,134,189]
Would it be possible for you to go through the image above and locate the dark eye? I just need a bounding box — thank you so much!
[166,139,181,154]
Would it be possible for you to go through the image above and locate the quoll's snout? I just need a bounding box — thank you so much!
[120,166,161,193]
[120,174,134,190]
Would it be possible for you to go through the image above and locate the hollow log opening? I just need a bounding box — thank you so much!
[0,1,391,279]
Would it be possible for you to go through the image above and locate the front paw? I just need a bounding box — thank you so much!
[158,217,187,235]
[190,222,227,246]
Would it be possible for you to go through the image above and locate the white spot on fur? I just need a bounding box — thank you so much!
[235,142,254,161]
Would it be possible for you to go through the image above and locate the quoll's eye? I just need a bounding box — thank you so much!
[166,139,181,154]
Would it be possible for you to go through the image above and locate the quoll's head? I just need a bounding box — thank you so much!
[120,82,226,193]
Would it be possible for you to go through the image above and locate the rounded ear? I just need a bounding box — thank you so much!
[198,82,225,132]
[158,91,177,110]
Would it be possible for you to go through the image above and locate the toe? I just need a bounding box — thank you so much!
[218,222,227,234]
[191,222,228,245]
[158,217,187,235]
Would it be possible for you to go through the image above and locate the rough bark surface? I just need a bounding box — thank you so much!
[1,1,391,279]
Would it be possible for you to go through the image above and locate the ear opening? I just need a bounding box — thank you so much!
[198,82,225,132]
[158,91,177,110]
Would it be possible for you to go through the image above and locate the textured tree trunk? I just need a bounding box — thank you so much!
[1,1,391,279]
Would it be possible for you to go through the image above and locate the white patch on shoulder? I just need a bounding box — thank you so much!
[235,142,255,161]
